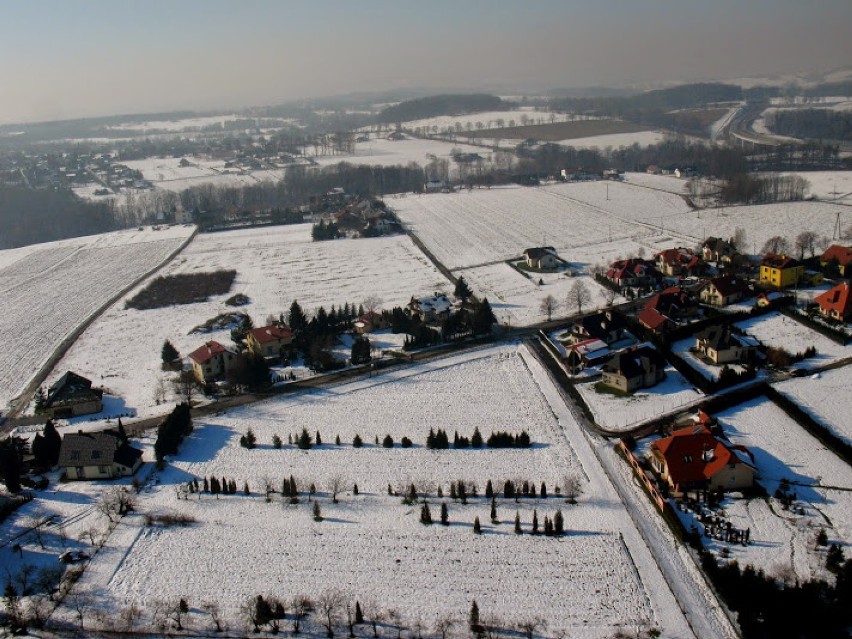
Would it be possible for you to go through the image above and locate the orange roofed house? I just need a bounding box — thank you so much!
[188,341,238,384]
[814,280,852,322]
[247,323,294,359]
[650,421,755,494]
[820,244,852,276]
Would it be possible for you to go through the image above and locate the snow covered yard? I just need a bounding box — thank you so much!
[714,397,852,581]
[43,225,451,421]
[776,366,852,446]
[0,226,195,412]
[576,368,704,431]
[735,312,852,369]
[47,344,692,638]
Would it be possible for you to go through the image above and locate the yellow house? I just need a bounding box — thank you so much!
[759,254,804,288]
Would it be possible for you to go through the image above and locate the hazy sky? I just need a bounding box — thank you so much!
[0,0,850,124]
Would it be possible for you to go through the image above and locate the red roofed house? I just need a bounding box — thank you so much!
[247,323,294,359]
[650,423,755,494]
[814,280,852,322]
[605,258,659,288]
[188,341,238,384]
[655,247,703,278]
[820,244,852,276]
[699,275,751,307]
[638,286,699,332]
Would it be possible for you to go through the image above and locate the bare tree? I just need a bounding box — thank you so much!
[172,369,198,405]
[794,231,818,259]
[98,487,134,522]
[361,598,385,638]
[517,617,546,639]
[291,595,313,635]
[761,236,790,255]
[241,596,262,633]
[327,474,346,504]
[604,287,618,307]
[35,565,63,600]
[435,615,456,639]
[69,593,91,632]
[201,600,225,633]
[540,295,559,322]
[78,525,102,547]
[562,474,584,504]
[566,280,592,315]
[153,376,168,405]
[25,595,52,629]
[14,563,36,595]
[732,227,747,252]
[317,589,344,637]
[363,295,383,316]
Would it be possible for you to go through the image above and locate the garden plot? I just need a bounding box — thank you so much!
[576,368,703,431]
[43,225,451,420]
[53,345,692,638]
[391,185,660,270]
[776,366,852,445]
[735,312,852,370]
[0,227,194,411]
[715,397,852,580]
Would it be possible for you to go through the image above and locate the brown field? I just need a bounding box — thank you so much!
[464,119,649,142]
[666,108,729,133]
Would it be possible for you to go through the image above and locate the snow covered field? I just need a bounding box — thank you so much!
[783,170,852,203]
[43,344,691,637]
[42,225,451,420]
[576,368,703,431]
[554,131,665,149]
[121,156,290,193]
[0,226,194,412]
[736,312,852,370]
[716,397,852,580]
[622,172,688,194]
[391,109,571,133]
[776,366,852,445]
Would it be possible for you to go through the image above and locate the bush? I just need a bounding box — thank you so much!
[400,437,413,448]
[382,434,394,448]
[240,429,257,449]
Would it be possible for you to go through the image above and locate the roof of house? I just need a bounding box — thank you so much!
[656,247,701,271]
[58,430,142,469]
[606,258,657,281]
[601,345,665,379]
[188,341,233,365]
[704,275,750,298]
[565,338,610,359]
[44,372,102,408]
[249,324,293,345]
[410,293,453,315]
[652,424,754,486]
[523,247,557,260]
[637,307,670,330]
[814,281,852,317]
[644,286,697,318]
[695,325,755,351]
[573,310,627,341]
[760,253,802,269]
[821,244,852,266]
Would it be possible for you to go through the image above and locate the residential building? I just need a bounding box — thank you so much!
[650,423,755,494]
[564,338,612,375]
[820,244,852,276]
[523,247,560,270]
[700,275,750,307]
[637,286,699,332]
[247,324,294,359]
[701,237,738,263]
[354,311,389,334]
[814,280,852,322]
[58,430,142,480]
[600,345,666,393]
[40,372,103,419]
[407,293,453,324]
[759,254,804,288]
[605,258,659,288]
[568,310,629,345]
[655,247,703,278]
[693,325,757,365]
[188,341,238,384]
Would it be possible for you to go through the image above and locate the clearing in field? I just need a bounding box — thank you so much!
[41,225,451,420]
[466,119,650,142]
[54,344,690,638]
[0,226,194,412]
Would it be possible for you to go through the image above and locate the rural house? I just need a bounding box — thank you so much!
[354,310,389,334]
[58,430,142,480]
[40,372,103,419]
[699,275,751,307]
[564,338,612,375]
[701,237,738,263]
[407,293,454,324]
[650,423,755,494]
[568,310,630,345]
[693,325,757,365]
[637,286,699,332]
[188,341,238,384]
[600,345,666,393]
[814,280,852,322]
[655,248,703,278]
[605,258,659,288]
[759,254,804,288]
[247,323,294,359]
[820,244,852,276]
[523,247,560,270]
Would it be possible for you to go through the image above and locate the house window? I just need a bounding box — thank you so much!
[98,465,108,474]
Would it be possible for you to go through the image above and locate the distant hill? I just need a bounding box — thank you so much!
[377,94,504,123]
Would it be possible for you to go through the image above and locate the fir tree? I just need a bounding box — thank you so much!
[450,483,458,500]
[355,602,364,625]
[485,479,493,499]
[240,428,257,449]
[532,510,539,535]
[490,498,497,523]
[540,482,547,499]
[454,276,473,303]
[472,297,496,335]
[544,516,553,536]
[471,427,483,448]
[469,600,481,633]
[313,501,323,522]
[420,502,433,525]
[401,437,413,448]
[335,435,341,446]
[353,483,359,495]
[383,434,394,448]
[473,516,482,534]
[554,510,564,536]
[441,502,449,525]
[316,431,322,446]
[514,511,522,534]
[272,434,282,449]
[297,428,312,450]
[353,434,363,448]
[244,481,250,495]
[289,475,297,497]
[161,340,180,366]
[504,479,515,499]
[203,477,209,492]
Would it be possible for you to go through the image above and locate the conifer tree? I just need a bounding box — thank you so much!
[504,480,515,499]
[554,510,564,536]
[471,427,483,448]
[514,511,522,534]
[244,481,250,495]
[353,434,363,448]
[437,486,443,498]
[353,483,359,495]
[383,434,394,448]
[532,510,539,535]
[289,475,297,497]
[469,600,480,632]
[540,482,547,499]
[420,502,433,525]
[490,498,497,523]
[485,479,493,499]
[473,516,482,534]
[455,276,473,303]
[441,502,449,525]
[355,602,364,625]
[272,434,282,449]
[313,501,323,522]
[544,516,553,536]
[316,431,322,446]
[335,435,341,446]
[161,340,179,366]
[298,428,312,450]
[203,477,209,492]
[450,483,458,500]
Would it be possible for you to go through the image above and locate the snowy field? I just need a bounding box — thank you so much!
[783,170,852,203]
[393,109,572,133]
[736,312,852,370]
[716,397,852,580]
[42,225,451,420]
[576,368,703,431]
[121,156,290,192]
[0,226,194,412]
[554,130,665,149]
[622,172,688,194]
[40,344,691,637]
[776,366,852,445]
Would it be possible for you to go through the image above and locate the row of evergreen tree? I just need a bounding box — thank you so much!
[426,428,531,449]
[154,404,192,462]
[419,501,566,536]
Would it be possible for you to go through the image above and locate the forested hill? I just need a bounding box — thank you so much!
[0,186,116,249]
[377,94,504,123]
[554,83,743,115]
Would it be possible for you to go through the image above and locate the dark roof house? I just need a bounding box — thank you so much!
[58,430,143,480]
[41,372,103,419]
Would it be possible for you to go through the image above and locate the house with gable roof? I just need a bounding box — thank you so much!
[820,244,852,276]
[650,421,755,493]
[693,325,757,365]
[600,345,666,392]
[247,323,294,359]
[523,247,560,270]
[605,258,659,288]
[655,247,703,278]
[188,340,238,384]
[759,253,804,288]
[59,429,143,480]
[407,293,454,324]
[40,372,103,419]
[699,275,751,307]
[814,280,852,322]
[637,286,699,333]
